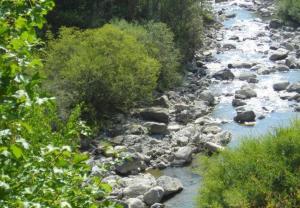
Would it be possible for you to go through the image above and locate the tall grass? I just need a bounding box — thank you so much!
[197,120,300,207]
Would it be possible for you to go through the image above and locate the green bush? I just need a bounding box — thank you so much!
[197,121,300,208]
[278,0,300,24]
[46,0,210,60]
[44,25,160,117]
[0,1,119,207]
[112,20,182,91]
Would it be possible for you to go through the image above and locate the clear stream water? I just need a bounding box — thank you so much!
[163,0,300,207]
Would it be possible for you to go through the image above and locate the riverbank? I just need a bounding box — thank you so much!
[90,0,300,207]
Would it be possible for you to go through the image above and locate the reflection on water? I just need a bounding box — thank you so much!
[163,166,201,208]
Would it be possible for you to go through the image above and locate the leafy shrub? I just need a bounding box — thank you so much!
[44,25,160,117]
[278,0,300,24]
[112,20,182,91]
[197,121,300,208]
[0,1,119,207]
[46,0,210,60]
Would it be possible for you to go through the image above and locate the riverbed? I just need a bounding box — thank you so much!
[163,0,300,207]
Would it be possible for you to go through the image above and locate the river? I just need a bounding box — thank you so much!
[163,0,300,207]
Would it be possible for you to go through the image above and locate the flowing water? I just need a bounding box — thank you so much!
[164,0,300,207]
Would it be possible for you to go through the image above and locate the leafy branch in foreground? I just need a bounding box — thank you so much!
[0,1,120,207]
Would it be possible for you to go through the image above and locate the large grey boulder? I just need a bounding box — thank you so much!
[212,69,235,81]
[157,176,183,197]
[287,83,300,93]
[269,48,289,61]
[143,186,164,205]
[235,86,257,99]
[126,198,146,208]
[229,62,253,69]
[273,81,290,91]
[145,122,168,135]
[139,108,169,123]
[174,146,193,163]
[234,111,256,123]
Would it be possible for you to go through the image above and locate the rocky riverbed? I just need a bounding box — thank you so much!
[86,0,300,207]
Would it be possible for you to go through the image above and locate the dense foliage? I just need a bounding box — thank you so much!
[112,20,182,91]
[45,25,160,118]
[0,0,119,207]
[197,121,300,208]
[46,0,211,60]
[278,0,300,24]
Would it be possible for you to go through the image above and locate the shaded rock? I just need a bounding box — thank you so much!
[153,95,170,108]
[143,186,164,205]
[269,19,282,29]
[212,69,235,80]
[269,48,289,61]
[157,176,183,197]
[274,64,289,72]
[139,108,169,123]
[145,122,168,135]
[126,198,146,208]
[287,83,300,93]
[225,13,236,18]
[234,111,256,123]
[273,81,290,91]
[232,99,246,107]
[222,43,236,50]
[295,106,300,112]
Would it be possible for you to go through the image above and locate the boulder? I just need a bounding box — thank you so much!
[139,108,169,123]
[115,153,145,175]
[174,146,193,163]
[269,48,289,61]
[225,13,236,18]
[238,72,257,81]
[126,198,146,208]
[229,62,253,69]
[212,69,235,80]
[269,19,282,29]
[204,142,224,152]
[143,186,164,205]
[157,176,183,197]
[274,64,289,72]
[234,111,256,123]
[222,43,236,50]
[235,86,257,99]
[153,95,170,108]
[287,83,300,93]
[273,81,290,91]
[145,122,168,135]
[151,203,165,208]
[198,91,215,106]
[232,99,246,107]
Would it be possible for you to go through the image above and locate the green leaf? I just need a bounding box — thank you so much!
[10,144,23,159]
